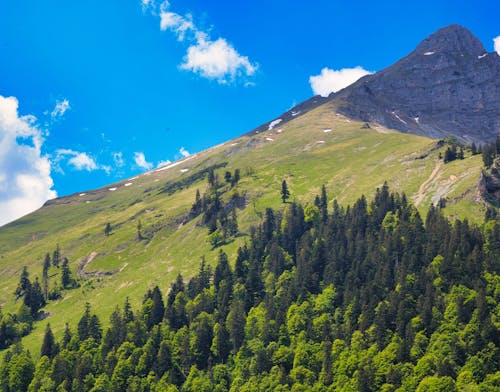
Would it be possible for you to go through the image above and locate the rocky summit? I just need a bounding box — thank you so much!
[332,25,500,143]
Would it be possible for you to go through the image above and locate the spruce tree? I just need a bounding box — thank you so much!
[52,244,61,267]
[40,324,58,359]
[42,253,50,300]
[61,257,72,288]
[281,180,290,203]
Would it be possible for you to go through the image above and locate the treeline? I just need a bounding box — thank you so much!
[0,246,77,351]
[1,185,499,391]
[188,168,244,248]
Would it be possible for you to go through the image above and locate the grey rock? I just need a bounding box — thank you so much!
[334,25,500,143]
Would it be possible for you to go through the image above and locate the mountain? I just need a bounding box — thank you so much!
[260,25,500,144]
[0,25,497,360]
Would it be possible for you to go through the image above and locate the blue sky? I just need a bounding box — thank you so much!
[0,0,499,225]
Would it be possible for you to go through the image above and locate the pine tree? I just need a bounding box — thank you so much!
[42,253,50,300]
[151,286,165,326]
[104,222,112,237]
[15,266,30,299]
[281,180,290,203]
[61,257,73,288]
[52,244,61,267]
[78,303,91,341]
[40,324,58,359]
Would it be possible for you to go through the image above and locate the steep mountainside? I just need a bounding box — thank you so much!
[0,104,487,354]
[258,25,500,144]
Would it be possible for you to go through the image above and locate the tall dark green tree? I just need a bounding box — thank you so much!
[61,257,73,288]
[281,180,290,203]
[52,244,61,267]
[42,253,50,301]
[40,323,58,359]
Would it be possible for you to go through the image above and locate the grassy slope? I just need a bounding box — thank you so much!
[0,104,485,355]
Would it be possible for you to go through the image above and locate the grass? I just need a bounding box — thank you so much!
[0,104,488,357]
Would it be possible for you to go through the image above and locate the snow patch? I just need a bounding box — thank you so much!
[276,129,283,133]
[414,117,420,124]
[266,137,274,141]
[323,129,332,133]
[180,169,189,173]
[291,111,300,117]
[268,118,282,130]
[109,187,117,191]
[317,140,325,144]
[231,142,238,146]
[86,201,91,204]
[124,182,133,187]
[79,193,86,197]
[478,53,488,59]
[424,51,435,56]
[391,111,408,125]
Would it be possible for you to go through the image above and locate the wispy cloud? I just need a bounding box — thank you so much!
[51,98,71,119]
[494,36,500,55]
[179,146,190,158]
[157,159,171,168]
[134,151,153,170]
[309,67,373,97]
[113,152,125,167]
[146,1,257,84]
[56,149,99,172]
[0,95,56,226]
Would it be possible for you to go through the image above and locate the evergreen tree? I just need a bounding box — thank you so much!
[61,257,73,288]
[281,180,290,203]
[104,222,112,236]
[42,253,51,301]
[15,266,30,299]
[40,323,58,359]
[78,302,92,341]
[52,244,61,267]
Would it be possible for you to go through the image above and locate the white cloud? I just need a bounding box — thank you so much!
[147,1,257,83]
[494,36,500,55]
[157,159,171,168]
[113,152,125,167]
[179,147,190,158]
[0,95,56,226]
[309,67,373,97]
[141,0,156,12]
[160,12,195,41]
[56,149,98,171]
[181,33,257,82]
[51,98,70,119]
[134,152,153,170]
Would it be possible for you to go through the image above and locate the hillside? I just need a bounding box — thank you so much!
[0,102,489,356]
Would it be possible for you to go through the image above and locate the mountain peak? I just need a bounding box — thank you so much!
[415,24,486,57]
[330,24,500,143]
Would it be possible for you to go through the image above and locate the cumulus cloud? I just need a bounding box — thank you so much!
[134,152,153,170]
[179,147,190,158]
[51,98,71,119]
[147,1,257,83]
[181,33,257,82]
[56,149,98,171]
[0,95,56,226]
[494,36,500,55]
[309,66,373,97]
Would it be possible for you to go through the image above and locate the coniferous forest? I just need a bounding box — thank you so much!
[1,185,499,391]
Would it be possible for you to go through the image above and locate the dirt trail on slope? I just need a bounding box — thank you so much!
[77,251,127,278]
[413,160,443,207]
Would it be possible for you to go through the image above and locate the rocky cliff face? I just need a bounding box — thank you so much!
[334,25,500,143]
